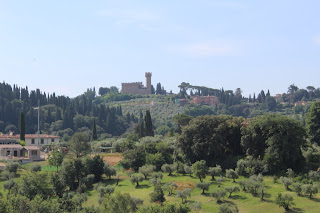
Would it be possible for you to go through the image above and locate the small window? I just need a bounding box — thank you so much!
[51,138,54,142]
[31,150,37,155]
[31,139,35,144]
[41,139,44,144]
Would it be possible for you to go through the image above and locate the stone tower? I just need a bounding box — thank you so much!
[145,72,152,91]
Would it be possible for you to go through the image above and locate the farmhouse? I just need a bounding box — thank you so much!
[0,144,41,161]
[0,133,60,147]
[193,95,219,105]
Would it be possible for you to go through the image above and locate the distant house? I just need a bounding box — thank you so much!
[193,95,219,105]
[294,101,308,106]
[0,144,41,161]
[0,133,60,147]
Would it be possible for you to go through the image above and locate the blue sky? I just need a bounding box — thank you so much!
[0,0,319,97]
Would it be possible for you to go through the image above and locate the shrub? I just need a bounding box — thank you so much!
[30,164,41,172]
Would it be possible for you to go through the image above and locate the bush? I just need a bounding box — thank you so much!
[5,161,20,174]
[30,164,42,172]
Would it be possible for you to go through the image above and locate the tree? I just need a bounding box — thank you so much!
[83,155,104,182]
[208,165,222,180]
[130,174,144,187]
[280,177,293,190]
[144,110,154,137]
[195,182,210,194]
[286,168,295,179]
[92,119,97,141]
[306,102,320,145]
[178,116,244,166]
[69,132,90,158]
[226,169,238,183]
[275,193,295,210]
[104,164,117,179]
[184,165,192,177]
[177,188,191,203]
[225,186,240,198]
[139,165,155,179]
[163,182,178,196]
[101,192,143,212]
[211,189,226,203]
[192,160,208,182]
[150,184,165,204]
[218,203,239,213]
[302,184,318,199]
[19,172,51,200]
[98,185,115,197]
[19,111,25,141]
[292,182,303,196]
[48,149,65,172]
[161,164,177,176]
[241,115,306,173]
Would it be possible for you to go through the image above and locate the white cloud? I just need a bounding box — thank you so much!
[314,36,320,45]
[170,40,238,57]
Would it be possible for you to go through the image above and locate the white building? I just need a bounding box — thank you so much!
[0,134,60,147]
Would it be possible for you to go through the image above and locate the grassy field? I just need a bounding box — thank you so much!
[1,158,320,213]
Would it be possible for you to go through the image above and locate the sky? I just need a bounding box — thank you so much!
[0,0,319,97]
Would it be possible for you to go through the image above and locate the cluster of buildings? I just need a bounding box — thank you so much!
[0,132,60,161]
[177,95,220,106]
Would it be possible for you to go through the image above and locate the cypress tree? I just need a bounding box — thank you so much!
[92,119,97,141]
[144,110,154,137]
[126,112,131,123]
[19,111,25,141]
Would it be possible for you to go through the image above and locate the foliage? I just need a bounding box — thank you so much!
[225,169,239,182]
[280,177,293,190]
[218,203,239,213]
[161,163,177,176]
[149,184,165,204]
[176,188,191,203]
[5,161,20,174]
[30,164,41,172]
[69,132,91,158]
[19,172,51,200]
[225,186,240,198]
[104,163,117,179]
[138,203,191,213]
[178,115,244,166]
[100,192,143,213]
[192,160,208,182]
[195,182,210,194]
[48,149,65,171]
[139,165,155,179]
[211,189,227,203]
[130,174,145,187]
[162,182,178,196]
[241,114,307,173]
[306,102,320,144]
[275,193,295,210]
[208,165,222,180]
[302,184,318,199]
